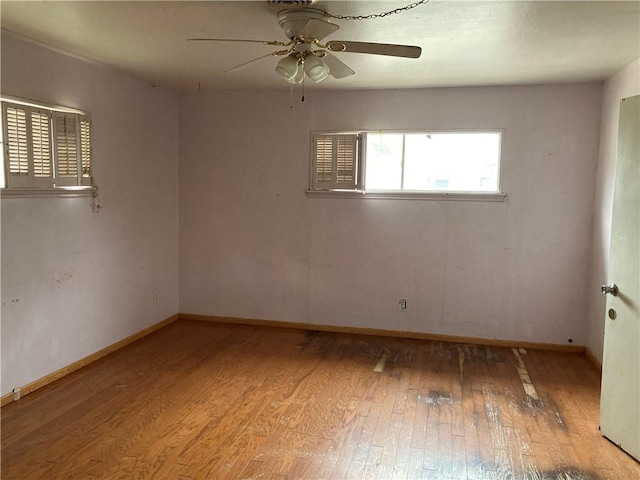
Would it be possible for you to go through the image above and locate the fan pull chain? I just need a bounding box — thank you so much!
[290,81,294,109]
[302,73,305,102]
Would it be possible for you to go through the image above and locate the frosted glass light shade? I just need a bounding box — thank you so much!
[275,55,300,81]
[304,54,330,82]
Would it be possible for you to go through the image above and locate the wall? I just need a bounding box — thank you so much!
[1,34,180,396]
[179,83,602,345]
[586,58,640,363]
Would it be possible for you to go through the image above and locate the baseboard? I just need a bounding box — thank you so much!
[1,313,179,408]
[179,313,586,353]
[584,346,603,372]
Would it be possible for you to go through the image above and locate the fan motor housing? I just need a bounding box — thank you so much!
[277,7,330,39]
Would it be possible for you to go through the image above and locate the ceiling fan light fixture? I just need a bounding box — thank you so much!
[275,54,300,81]
[190,5,423,87]
[303,53,330,82]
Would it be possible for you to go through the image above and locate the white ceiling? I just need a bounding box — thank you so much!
[1,1,639,92]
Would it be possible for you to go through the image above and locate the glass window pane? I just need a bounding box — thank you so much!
[366,131,501,192]
[410,133,500,192]
[365,133,403,190]
[403,133,435,190]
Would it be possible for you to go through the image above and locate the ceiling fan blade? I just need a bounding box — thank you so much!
[298,18,340,41]
[329,41,422,59]
[322,52,355,79]
[224,52,281,73]
[187,38,288,47]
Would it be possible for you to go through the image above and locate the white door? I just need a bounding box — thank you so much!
[599,94,639,461]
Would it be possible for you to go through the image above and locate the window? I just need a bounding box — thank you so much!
[311,132,362,191]
[1,98,93,194]
[309,130,504,200]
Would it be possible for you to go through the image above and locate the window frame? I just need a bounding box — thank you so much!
[1,96,95,199]
[308,129,506,202]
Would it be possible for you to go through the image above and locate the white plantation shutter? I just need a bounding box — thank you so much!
[3,103,30,187]
[54,112,79,186]
[313,134,334,189]
[335,135,357,187]
[79,117,92,185]
[2,100,93,190]
[311,132,361,190]
[30,109,53,187]
[2,103,54,188]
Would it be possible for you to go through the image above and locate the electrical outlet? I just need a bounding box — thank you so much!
[399,299,408,311]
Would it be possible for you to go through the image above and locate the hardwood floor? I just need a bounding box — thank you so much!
[2,320,638,479]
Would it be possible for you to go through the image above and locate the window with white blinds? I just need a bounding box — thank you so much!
[309,130,505,200]
[4,105,30,183]
[311,132,362,191]
[1,99,92,190]
[31,111,52,181]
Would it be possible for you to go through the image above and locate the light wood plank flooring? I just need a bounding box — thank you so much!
[2,320,638,479]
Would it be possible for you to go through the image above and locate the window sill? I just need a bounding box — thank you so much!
[1,186,97,199]
[306,190,507,202]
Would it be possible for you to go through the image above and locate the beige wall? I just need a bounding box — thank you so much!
[0,34,180,396]
[179,83,602,345]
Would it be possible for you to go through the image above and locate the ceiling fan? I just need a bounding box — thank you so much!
[187,7,422,84]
